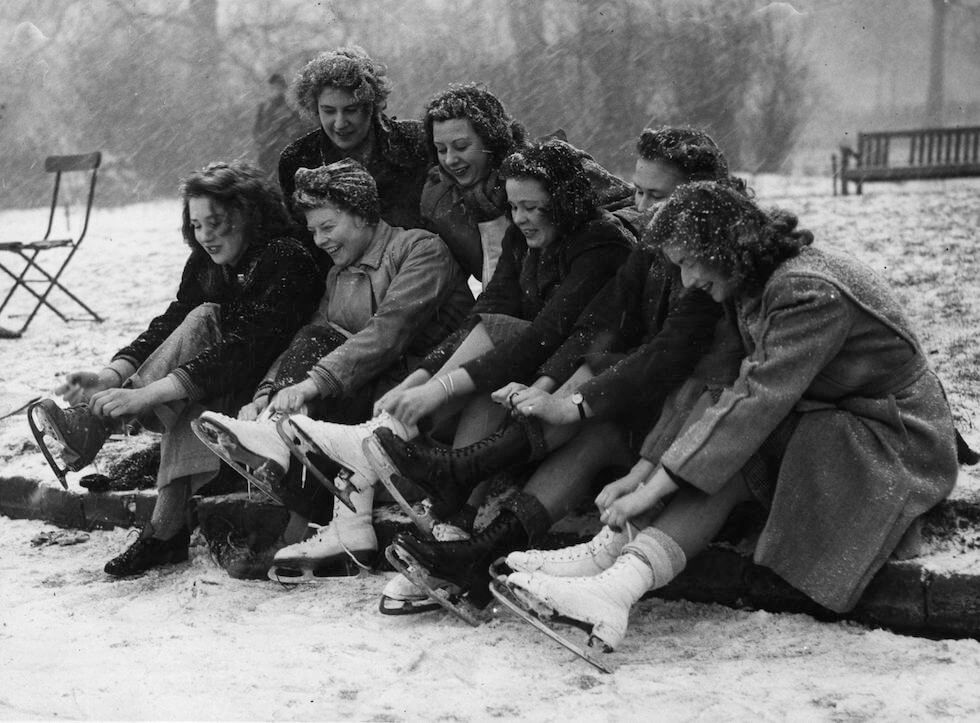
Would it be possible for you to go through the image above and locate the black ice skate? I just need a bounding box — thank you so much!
[362,433,437,539]
[28,399,109,489]
[384,542,486,627]
[489,576,613,674]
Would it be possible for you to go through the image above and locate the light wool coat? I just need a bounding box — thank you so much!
[659,245,958,612]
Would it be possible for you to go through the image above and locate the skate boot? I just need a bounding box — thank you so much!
[104,524,191,578]
[392,491,551,609]
[191,412,289,502]
[370,416,546,520]
[28,399,110,489]
[283,411,413,503]
[505,525,629,577]
[505,530,686,651]
[378,519,471,615]
[268,484,377,582]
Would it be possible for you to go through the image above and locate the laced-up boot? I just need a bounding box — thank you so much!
[506,529,686,650]
[505,525,628,577]
[104,523,191,577]
[394,491,551,607]
[31,399,110,471]
[285,411,412,491]
[372,417,547,519]
[268,484,377,580]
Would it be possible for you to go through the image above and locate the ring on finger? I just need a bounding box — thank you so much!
[508,391,519,409]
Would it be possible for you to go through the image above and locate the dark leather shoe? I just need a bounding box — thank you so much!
[104,525,190,577]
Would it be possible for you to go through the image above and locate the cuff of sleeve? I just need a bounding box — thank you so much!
[168,369,204,402]
[662,465,698,493]
[309,366,343,398]
[105,358,137,383]
[253,380,274,403]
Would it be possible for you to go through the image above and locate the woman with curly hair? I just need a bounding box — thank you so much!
[502,180,960,651]
[30,162,325,577]
[379,127,744,613]
[419,83,527,285]
[279,46,429,235]
[233,139,633,581]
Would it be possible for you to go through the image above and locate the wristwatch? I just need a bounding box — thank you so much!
[570,392,587,420]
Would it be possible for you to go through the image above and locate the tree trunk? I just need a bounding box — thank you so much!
[926,0,947,125]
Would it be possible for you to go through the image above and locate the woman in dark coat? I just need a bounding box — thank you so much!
[381,128,744,611]
[504,181,960,651]
[278,46,429,237]
[31,162,324,577]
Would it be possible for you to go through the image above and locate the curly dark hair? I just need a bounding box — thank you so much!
[292,159,381,224]
[423,83,527,169]
[291,46,390,122]
[499,139,598,236]
[179,161,292,251]
[646,180,813,294]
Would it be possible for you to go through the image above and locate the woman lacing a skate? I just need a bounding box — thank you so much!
[30,161,324,577]
[191,158,472,580]
[379,127,747,617]
[498,180,961,652]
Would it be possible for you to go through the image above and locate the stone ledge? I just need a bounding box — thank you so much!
[4,474,980,641]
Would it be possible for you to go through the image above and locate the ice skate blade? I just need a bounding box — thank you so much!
[378,594,443,616]
[384,543,484,627]
[190,419,283,504]
[277,416,358,513]
[267,555,371,584]
[363,435,435,539]
[28,401,73,489]
[489,579,613,674]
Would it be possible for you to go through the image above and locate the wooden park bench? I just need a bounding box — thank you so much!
[833,126,980,195]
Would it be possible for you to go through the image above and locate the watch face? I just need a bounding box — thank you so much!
[571,392,583,404]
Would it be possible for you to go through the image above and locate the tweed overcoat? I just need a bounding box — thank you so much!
[659,245,959,612]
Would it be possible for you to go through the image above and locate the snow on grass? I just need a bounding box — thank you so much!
[2,178,980,719]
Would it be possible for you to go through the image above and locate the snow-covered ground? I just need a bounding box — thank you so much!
[2,176,980,720]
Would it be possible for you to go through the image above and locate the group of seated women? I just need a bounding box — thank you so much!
[32,45,970,652]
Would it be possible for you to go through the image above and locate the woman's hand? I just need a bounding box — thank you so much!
[268,379,318,414]
[598,462,678,531]
[490,382,529,407]
[89,387,156,419]
[374,370,431,417]
[56,370,119,405]
[595,458,654,510]
[502,387,578,426]
[379,382,446,427]
[238,395,269,421]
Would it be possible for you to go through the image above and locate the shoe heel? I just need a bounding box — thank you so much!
[588,623,623,653]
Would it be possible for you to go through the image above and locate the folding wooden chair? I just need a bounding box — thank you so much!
[0,151,104,338]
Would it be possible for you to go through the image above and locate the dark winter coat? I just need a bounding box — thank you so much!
[278,115,429,234]
[420,167,510,285]
[112,236,324,401]
[658,245,959,612]
[419,212,633,391]
[539,244,726,431]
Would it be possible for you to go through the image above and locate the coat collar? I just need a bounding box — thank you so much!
[349,220,395,271]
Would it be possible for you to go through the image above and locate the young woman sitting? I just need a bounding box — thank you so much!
[192,159,473,579]
[502,180,960,651]
[30,162,325,577]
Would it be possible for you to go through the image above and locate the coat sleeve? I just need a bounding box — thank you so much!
[111,255,206,369]
[658,275,854,493]
[460,222,631,392]
[172,240,324,400]
[578,286,722,420]
[537,245,656,382]
[309,235,465,396]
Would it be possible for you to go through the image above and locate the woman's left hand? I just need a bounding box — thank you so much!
[269,380,318,414]
[89,387,155,419]
[506,387,578,426]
